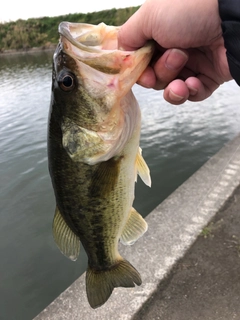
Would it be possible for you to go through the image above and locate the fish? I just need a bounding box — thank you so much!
[48,21,154,309]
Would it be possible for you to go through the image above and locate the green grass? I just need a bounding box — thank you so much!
[0,6,139,52]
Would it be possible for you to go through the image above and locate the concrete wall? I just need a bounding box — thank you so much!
[34,133,240,320]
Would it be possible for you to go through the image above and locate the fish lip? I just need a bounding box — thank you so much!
[58,21,87,51]
[59,21,114,53]
[58,21,154,55]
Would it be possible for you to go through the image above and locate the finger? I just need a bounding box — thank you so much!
[177,67,199,81]
[163,75,220,105]
[185,76,220,101]
[151,49,189,90]
[163,79,190,105]
[137,66,157,88]
[136,48,189,89]
[118,6,148,50]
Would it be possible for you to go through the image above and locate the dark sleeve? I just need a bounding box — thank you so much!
[218,0,240,85]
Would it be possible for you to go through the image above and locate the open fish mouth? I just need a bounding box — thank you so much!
[57,21,154,98]
[59,21,120,52]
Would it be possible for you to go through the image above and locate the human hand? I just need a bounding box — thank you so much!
[118,0,233,104]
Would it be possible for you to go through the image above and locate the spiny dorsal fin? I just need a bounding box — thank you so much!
[120,207,148,245]
[136,147,151,187]
[52,206,80,261]
[86,258,141,309]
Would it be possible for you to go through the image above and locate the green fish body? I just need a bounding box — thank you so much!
[48,22,153,308]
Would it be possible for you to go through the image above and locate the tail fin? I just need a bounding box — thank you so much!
[86,258,142,309]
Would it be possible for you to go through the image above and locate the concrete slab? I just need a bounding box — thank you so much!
[133,185,240,320]
[34,133,240,320]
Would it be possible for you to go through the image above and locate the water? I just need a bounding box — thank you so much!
[0,51,239,320]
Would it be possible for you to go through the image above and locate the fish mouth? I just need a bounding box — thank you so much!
[58,21,120,53]
[58,21,154,87]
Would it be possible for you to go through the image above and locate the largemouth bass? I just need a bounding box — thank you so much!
[48,21,154,309]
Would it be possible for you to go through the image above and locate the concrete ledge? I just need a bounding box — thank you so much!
[35,133,240,320]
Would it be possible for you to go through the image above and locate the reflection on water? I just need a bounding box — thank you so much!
[134,80,240,215]
[0,51,240,320]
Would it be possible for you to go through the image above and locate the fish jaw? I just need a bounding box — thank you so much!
[58,21,154,100]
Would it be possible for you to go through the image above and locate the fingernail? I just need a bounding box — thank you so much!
[188,86,198,96]
[169,89,185,102]
[137,80,152,88]
[165,49,188,70]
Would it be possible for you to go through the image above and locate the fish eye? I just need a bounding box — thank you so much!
[58,72,76,92]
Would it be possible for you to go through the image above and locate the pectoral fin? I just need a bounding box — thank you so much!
[52,206,80,261]
[135,147,151,187]
[120,207,148,245]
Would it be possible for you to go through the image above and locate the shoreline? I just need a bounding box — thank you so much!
[0,45,56,56]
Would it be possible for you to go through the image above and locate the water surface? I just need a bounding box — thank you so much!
[0,51,239,320]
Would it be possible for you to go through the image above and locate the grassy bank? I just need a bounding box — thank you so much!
[0,6,139,53]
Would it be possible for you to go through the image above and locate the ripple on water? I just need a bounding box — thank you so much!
[0,53,240,320]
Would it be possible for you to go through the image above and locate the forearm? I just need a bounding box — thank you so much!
[218,0,240,85]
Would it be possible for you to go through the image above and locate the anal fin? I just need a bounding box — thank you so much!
[120,207,148,245]
[52,206,80,261]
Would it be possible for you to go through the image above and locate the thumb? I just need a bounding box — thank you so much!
[118,6,149,50]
